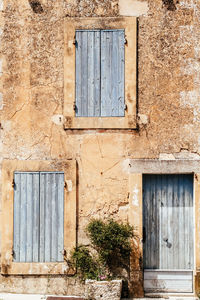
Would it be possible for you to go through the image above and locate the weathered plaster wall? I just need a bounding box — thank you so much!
[0,0,200,297]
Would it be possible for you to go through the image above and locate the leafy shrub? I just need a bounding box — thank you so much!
[86,219,133,271]
[70,219,134,280]
[70,245,99,280]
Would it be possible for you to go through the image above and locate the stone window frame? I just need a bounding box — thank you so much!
[64,17,137,129]
[1,159,77,275]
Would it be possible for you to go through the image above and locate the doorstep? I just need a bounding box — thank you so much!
[0,295,84,300]
[121,298,198,300]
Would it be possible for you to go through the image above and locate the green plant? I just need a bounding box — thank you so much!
[70,218,134,280]
[70,245,99,280]
[87,219,133,271]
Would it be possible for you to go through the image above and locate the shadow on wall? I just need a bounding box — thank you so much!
[28,0,44,13]
[162,0,177,11]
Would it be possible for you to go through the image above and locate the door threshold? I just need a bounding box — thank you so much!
[145,293,196,298]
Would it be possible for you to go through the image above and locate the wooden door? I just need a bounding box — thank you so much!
[143,174,194,293]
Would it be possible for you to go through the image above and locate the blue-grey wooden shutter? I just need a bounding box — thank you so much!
[13,171,64,263]
[101,30,125,117]
[75,30,101,117]
[13,172,40,262]
[39,172,64,262]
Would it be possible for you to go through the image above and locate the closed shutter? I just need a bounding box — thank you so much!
[13,172,64,263]
[75,29,125,117]
[75,30,101,117]
[39,172,64,262]
[13,172,40,263]
[101,30,125,117]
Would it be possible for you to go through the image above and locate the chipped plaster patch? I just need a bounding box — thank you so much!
[0,92,3,110]
[0,60,3,75]
[51,114,63,125]
[122,159,131,174]
[132,187,139,206]
[119,205,129,211]
[181,59,200,76]
[66,179,72,192]
[138,113,149,125]
[180,90,199,106]
[174,150,200,160]
[0,0,3,11]
[180,90,200,122]
[159,153,175,160]
[119,0,148,16]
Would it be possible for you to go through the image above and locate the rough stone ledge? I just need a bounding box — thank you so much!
[125,159,200,174]
[0,296,84,300]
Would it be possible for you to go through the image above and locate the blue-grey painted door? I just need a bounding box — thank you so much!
[13,171,64,263]
[143,174,194,292]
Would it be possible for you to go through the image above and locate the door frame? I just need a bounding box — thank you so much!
[142,173,195,293]
[128,168,199,296]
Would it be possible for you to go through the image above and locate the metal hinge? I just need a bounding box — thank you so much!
[62,249,67,257]
[124,104,127,111]
[73,39,77,46]
[124,38,127,45]
[12,179,15,188]
[73,103,77,112]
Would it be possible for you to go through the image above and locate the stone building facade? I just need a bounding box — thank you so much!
[0,0,200,298]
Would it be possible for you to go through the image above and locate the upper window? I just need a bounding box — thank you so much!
[75,29,125,117]
[64,17,137,129]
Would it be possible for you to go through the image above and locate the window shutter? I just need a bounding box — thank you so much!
[75,30,101,117]
[13,172,40,262]
[39,172,64,262]
[13,172,64,263]
[101,30,125,117]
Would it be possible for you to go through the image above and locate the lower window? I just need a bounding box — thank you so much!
[13,172,64,263]
[1,159,76,275]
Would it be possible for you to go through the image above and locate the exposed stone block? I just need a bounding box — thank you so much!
[119,0,148,16]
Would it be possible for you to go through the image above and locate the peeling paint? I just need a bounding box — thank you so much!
[119,0,149,16]
[132,187,139,207]
[51,115,63,125]
[159,153,175,160]
[66,180,73,192]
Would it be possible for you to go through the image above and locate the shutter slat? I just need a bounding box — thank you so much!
[19,174,27,262]
[76,30,101,117]
[32,174,40,262]
[51,173,57,261]
[88,31,101,116]
[39,173,45,262]
[101,30,125,117]
[26,174,33,262]
[57,173,64,261]
[13,173,21,262]
[75,31,82,116]
[45,173,51,262]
